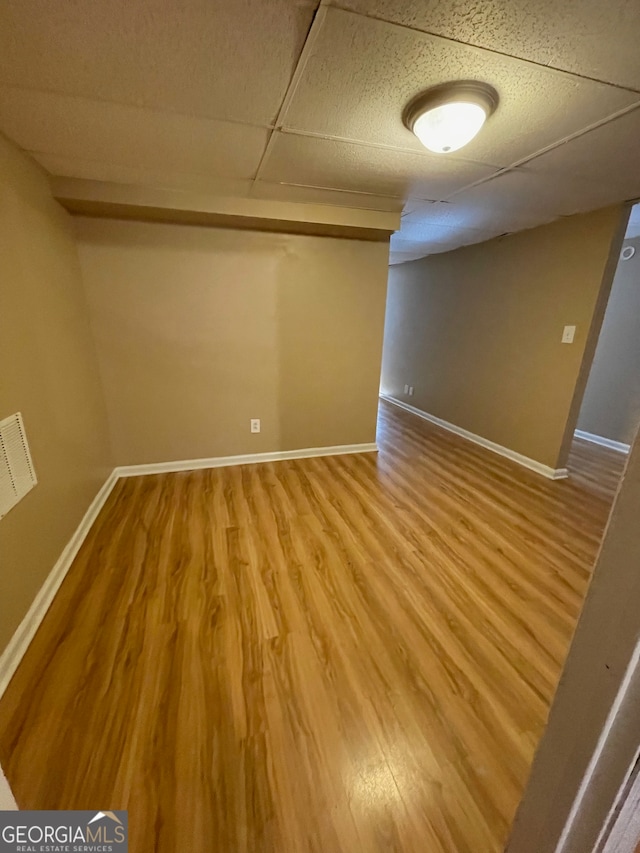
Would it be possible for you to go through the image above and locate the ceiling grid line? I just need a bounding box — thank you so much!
[278,125,502,167]
[0,80,276,132]
[251,0,329,187]
[442,100,640,203]
[3,0,640,261]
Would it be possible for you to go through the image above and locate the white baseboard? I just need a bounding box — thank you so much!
[0,470,119,701]
[115,442,378,478]
[381,395,568,480]
[574,430,630,454]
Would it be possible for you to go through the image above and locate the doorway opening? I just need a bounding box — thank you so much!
[570,203,640,486]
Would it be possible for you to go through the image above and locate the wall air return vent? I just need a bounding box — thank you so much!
[0,413,37,520]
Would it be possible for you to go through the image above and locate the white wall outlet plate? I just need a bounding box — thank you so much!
[250,418,261,433]
[404,384,409,394]
[562,325,576,344]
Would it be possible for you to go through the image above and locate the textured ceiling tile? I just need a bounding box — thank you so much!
[390,232,440,249]
[399,197,499,231]
[285,9,639,165]
[441,173,563,231]
[401,199,507,232]
[523,108,640,200]
[401,198,439,216]
[441,168,631,236]
[334,0,640,90]
[0,0,317,124]
[0,88,270,179]
[395,216,492,243]
[260,132,499,199]
[391,220,499,257]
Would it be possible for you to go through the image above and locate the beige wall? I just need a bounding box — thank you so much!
[578,235,640,446]
[74,218,389,465]
[0,135,112,654]
[381,207,626,469]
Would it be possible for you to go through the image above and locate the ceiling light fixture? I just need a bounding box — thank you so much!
[403,81,499,154]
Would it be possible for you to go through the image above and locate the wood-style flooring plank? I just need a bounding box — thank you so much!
[0,400,627,853]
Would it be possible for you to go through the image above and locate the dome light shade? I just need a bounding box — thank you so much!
[404,81,498,154]
[412,101,487,153]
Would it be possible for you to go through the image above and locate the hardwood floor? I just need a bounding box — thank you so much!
[0,400,627,853]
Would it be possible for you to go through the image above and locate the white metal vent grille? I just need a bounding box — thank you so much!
[0,413,37,520]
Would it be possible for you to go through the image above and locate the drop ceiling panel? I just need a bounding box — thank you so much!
[0,0,317,124]
[395,216,496,245]
[334,0,640,91]
[522,107,640,200]
[401,199,509,233]
[285,9,639,165]
[440,175,564,232]
[391,221,500,258]
[440,168,629,235]
[0,88,270,180]
[390,232,448,251]
[260,132,499,199]
[402,198,439,217]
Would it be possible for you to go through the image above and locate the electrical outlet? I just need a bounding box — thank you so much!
[409,386,414,396]
[404,384,409,394]
[562,325,576,344]
[250,418,261,433]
